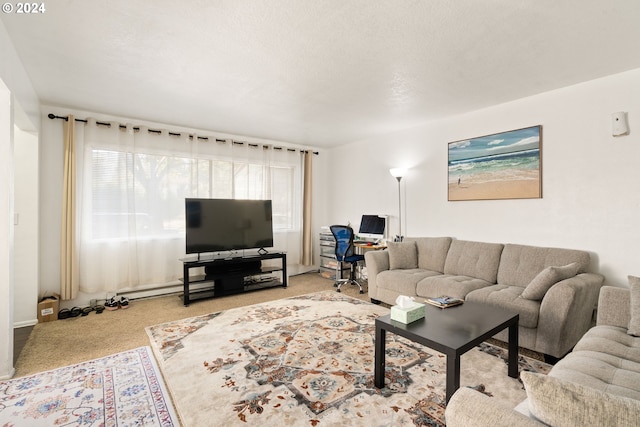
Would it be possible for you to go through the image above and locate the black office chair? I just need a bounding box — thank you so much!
[330,225,365,294]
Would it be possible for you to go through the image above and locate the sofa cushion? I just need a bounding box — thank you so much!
[416,275,493,300]
[377,269,440,296]
[521,371,640,427]
[628,275,640,337]
[520,262,580,301]
[573,325,640,365]
[443,240,504,283]
[497,244,590,288]
[550,349,640,400]
[405,237,452,273]
[387,241,418,270]
[466,285,540,328]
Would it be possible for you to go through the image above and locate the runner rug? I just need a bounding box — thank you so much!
[146,291,550,426]
[0,346,178,426]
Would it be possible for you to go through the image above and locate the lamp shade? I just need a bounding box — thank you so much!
[389,168,406,179]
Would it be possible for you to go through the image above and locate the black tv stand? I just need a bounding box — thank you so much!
[180,252,287,306]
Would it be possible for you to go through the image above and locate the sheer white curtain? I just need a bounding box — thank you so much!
[74,119,301,293]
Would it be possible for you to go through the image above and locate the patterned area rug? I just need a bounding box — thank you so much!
[0,346,178,426]
[146,291,550,426]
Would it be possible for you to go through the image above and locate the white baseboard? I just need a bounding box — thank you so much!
[0,368,16,380]
[13,319,37,328]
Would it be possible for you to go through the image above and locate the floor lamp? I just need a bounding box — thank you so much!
[389,168,406,242]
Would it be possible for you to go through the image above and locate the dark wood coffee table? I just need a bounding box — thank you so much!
[374,301,519,403]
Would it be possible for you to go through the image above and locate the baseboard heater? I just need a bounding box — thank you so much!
[115,281,213,301]
[114,268,308,301]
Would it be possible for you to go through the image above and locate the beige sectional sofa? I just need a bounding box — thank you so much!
[365,237,604,358]
[445,285,640,426]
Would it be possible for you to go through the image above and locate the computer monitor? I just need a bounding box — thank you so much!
[358,215,386,241]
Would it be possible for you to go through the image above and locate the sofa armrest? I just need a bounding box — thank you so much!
[597,286,631,328]
[445,388,543,427]
[536,272,603,357]
[364,250,389,301]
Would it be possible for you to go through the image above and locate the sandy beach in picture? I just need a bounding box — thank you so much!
[448,179,540,201]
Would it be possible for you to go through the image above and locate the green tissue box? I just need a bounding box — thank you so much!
[390,303,425,324]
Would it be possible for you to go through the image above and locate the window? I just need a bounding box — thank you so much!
[76,121,302,292]
[90,149,296,240]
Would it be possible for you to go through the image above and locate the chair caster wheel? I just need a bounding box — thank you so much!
[336,289,341,293]
[359,290,364,294]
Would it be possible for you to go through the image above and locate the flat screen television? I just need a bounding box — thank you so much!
[358,215,386,241]
[185,198,274,254]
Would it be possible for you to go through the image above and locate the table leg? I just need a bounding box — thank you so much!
[374,322,386,388]
[446,353,461,403]
[183,264,190,306]
[508,320,519,378]
[281,253,287,287]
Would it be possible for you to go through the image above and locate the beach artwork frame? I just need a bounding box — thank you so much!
[448,125,542,201]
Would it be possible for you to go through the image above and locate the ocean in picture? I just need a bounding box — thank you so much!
[448,126,541,200]
[449,147,540,185]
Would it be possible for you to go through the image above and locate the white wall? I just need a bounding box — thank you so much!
[324,68,640,287]
[14,126,39,326]
[37,110,63,306]
[0,21,39,133]
[0,80,15,379]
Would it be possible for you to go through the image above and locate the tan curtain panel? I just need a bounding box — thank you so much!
[301,151,313,265]
[60,115,79,300]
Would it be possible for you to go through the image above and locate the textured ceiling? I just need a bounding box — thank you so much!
[2,0,640,147]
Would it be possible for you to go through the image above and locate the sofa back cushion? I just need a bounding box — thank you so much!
[443,240,504,283]
[405,237,452,273]
[497,244,590,287]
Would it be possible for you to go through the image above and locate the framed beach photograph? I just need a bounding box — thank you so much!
[448,125,542,201]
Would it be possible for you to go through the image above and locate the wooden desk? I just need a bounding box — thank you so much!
[353,242,387,252]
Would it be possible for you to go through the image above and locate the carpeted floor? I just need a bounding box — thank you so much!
[14,271,543,379]
[14,272,368,378]
[146,291,551,426]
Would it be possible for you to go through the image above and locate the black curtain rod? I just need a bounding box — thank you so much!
[47,113,319,154]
